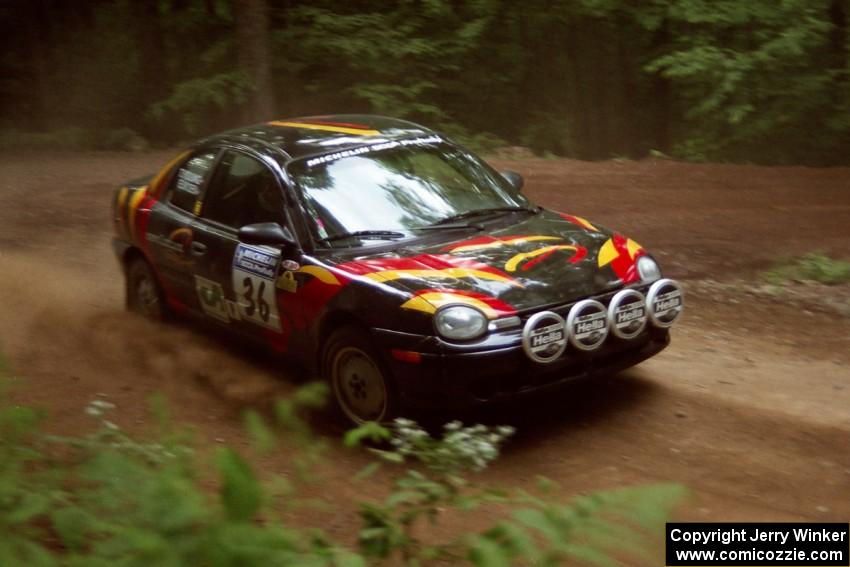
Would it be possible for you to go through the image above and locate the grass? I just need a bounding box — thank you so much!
[764,252,850,285]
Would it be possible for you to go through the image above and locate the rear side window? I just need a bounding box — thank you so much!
[202,151,285,228]
[169,150,217,212]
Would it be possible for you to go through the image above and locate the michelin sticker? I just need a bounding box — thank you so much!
[305,135,442,168]
[233,244,282,332]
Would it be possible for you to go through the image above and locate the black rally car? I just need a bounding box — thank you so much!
[112,115,683,424]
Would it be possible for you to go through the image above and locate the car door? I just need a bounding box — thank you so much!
[190,149,293,342]
[146,148,220,312]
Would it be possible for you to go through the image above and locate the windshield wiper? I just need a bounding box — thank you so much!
[320,230,406,243]
[430,206,537,226]
[412,222,484,232]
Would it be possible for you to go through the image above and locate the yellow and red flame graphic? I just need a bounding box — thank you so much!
[341,254,519,287]
[597,234,644,283]
[400,289,517,319]
[444,235,560,254]
[274,254,521,343]
[558,212,599,232]
[504,244,587,272]
[443,234,587,273]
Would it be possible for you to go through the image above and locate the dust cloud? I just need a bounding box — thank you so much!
[0,252,292,411]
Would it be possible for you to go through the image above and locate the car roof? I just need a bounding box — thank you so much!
[203,114,436,162]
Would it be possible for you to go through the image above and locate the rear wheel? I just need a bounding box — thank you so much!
[126,257,166,321]
[323,326,398,426]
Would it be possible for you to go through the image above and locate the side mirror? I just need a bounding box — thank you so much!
[500,170,524,192]
[238,222,298,254]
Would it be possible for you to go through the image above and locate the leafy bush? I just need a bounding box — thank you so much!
[0,128,95,151]
[101,128,150,152]
[0,356,685,566]
[148,72,252,136]
[435,123,508,154]
[0,128,149,152]
[344,419,515,563]
[346,419,685,566]
[764,252,850,285]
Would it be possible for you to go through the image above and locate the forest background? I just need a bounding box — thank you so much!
[2,0,848,164]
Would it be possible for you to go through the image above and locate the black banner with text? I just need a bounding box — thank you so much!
[666,523,849,566]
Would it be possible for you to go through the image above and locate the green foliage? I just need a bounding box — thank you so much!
[218,448,263,522]
[102,128,150,152]
[646,0,849,163]
[0,403,52,567]
[764,252,850,285]
[471,483,686,566]
[0,358,685,566]
[280,2,495,121]
[0,128,149,152]
[0,128,95,151]
[436,123,508,155]
[345,420,685,566]
[4,0,849,161]
[0,386,351,567]
[149,72,251,136]
[350,419,515,563]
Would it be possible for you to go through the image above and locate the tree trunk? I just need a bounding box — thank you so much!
[648,19,672,154]
[22,0,54,129]
[829,0,847,76]
[236,0,275,122]
[130,0,167,138]
[615,18,638,158]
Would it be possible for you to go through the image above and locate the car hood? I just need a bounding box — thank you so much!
[319,209,649,317]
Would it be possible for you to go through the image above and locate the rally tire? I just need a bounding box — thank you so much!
[126,257,167,321]
[323,326,399,427]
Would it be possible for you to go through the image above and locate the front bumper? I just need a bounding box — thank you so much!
[372,325,670,409]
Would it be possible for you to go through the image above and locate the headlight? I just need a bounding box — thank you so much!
[637,256,662,283]
[435,305,488,340]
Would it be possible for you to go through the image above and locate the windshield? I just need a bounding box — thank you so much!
[289,139,530,243]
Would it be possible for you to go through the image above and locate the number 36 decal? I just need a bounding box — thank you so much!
[242,277,270,321]
[232,244,282,332]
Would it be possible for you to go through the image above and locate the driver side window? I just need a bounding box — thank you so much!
[202,151,286,229]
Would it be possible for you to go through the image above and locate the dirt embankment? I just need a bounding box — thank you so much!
[0,152,848,533]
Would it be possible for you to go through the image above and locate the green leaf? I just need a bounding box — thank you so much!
[468,535,510,567]
[243,410,276,453]
[561,543,618,567]
[512,508,562,542]
[148,392,171,431]
[292,382,329,409]
[51,507,96,551]
[368,448,404,464]
[0,538,55,567]
[385,490,422,507]
[274,399,306,434]
[217,448,262,522]
[333,549,367,567]
[482,522,538,560]
[5,492,49,525]
[536,475,560,493]
[353,462,381,481]
[344,422,391,447]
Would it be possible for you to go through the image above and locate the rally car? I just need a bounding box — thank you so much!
[112,115,683,424]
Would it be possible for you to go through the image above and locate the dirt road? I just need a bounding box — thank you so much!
[0,151,848,533]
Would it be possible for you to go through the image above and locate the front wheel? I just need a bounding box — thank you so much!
[126,257,166,321]
[323,326,399,426]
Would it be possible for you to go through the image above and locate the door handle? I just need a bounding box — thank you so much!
[189,241,208,256]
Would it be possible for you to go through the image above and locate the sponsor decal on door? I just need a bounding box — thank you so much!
[232,244,282,332]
